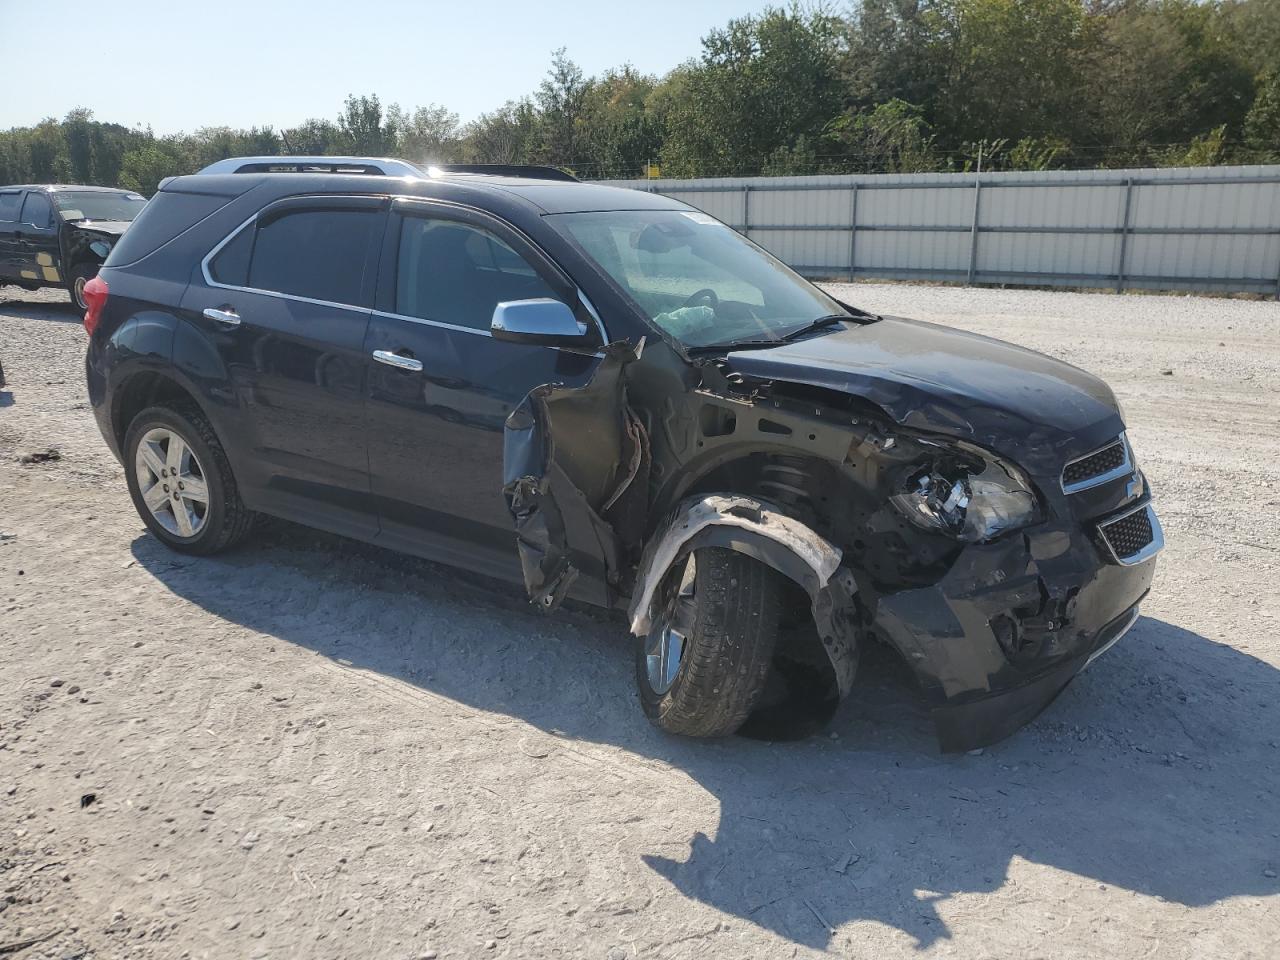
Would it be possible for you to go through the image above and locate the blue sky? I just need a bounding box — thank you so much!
[1,0,781,133]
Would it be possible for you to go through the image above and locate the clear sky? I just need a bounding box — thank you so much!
[0,0,781,133]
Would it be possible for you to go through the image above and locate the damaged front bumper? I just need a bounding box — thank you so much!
[871,507,1162,751]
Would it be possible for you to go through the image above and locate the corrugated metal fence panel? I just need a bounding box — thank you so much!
[599,165,1280,296]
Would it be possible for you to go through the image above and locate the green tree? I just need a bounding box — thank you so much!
[826,98,937,172]
[532,48,588,164]
[462,100,540,163]
[389,103,461,164]
[337,94,397,155]
[118,138,190,196]
[576,66,664,178]
[660,7,846,177]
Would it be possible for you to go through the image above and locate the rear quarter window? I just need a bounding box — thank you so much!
[105,190,235,267]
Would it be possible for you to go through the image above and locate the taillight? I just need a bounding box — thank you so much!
[82,275,109,335]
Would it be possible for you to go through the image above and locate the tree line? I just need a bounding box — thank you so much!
[3,0,1278,194]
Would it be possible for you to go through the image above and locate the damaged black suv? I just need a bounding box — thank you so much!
[84,157,1163,751]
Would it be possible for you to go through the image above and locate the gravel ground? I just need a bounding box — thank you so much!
[1,281,1278,959]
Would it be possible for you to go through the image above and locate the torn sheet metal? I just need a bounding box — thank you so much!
[628,494,861,698]
[502,340,647,610]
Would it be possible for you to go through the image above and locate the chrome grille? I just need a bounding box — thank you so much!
[1099,504,1162,565]
[1062,435,1131,493]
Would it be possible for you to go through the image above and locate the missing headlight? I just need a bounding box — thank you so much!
[890,455,1038,543]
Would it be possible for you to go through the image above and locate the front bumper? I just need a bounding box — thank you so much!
[871,500,1162,752]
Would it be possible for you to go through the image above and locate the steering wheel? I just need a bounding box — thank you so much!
[681,288,719,309]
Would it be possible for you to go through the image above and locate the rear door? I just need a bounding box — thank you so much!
[179,195,387,538]
[362,198,605,585]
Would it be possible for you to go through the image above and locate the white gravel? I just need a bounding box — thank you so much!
[1,282,1279,959]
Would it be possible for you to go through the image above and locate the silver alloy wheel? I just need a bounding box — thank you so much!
[73,275,88,311]
[134,427,210,538]
[644,553,697,695]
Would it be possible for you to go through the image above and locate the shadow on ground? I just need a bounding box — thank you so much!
[130,524,1280,950]
[0,295,82,321]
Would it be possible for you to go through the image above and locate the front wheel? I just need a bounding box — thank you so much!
[123,405,255,554]
[68,262,98,311]
[636,547,785,738]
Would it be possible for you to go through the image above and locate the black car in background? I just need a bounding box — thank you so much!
[0,184,147,308]
[82,157,1163,751]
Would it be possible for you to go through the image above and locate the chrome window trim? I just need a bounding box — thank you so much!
[199,193,611,343]
[1097,501,1164,566]
[1061,433,1133,494]
[372,308,493,338]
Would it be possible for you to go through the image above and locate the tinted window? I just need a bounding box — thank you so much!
[208,225,253,286]
[20,192,52,228]
[396,217,559,330]
[107,188,235,267]
[247,209,379,306]
[0,191,21,222]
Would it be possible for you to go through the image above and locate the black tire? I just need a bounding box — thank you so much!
[636,547,785,738]
[68,262,98,311]
[123,404,255,555]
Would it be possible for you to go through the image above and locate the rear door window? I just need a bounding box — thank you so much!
[242,208,381,307]
[394,216,559,330]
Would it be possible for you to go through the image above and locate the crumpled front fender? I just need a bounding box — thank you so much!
[628,494,861,698]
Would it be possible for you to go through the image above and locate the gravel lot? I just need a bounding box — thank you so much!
[1,282,1278,959]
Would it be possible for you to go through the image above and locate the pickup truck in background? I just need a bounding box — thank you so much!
[0,184,147,309]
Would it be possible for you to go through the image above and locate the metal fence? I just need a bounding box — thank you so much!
[599,165,1280,297]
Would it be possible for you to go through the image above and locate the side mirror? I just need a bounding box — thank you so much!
[491,298,597,348]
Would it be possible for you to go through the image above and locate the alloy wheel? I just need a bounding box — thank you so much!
[134,427,210,538]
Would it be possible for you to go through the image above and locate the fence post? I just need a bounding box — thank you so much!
[742,185,751,238]
[966,177,982,285]
[1274,237,1280,301]
[848,183,859,282]
[1116,178,1134,293]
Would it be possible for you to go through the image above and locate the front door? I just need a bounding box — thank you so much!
[362,199,604,585]
[179,195,387,539]
[13,192,61,287]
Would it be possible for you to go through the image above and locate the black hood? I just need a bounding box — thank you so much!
[724,316,1124,477]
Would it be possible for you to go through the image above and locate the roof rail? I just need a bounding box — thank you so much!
[427,163,579,183]
[196,156,426,177]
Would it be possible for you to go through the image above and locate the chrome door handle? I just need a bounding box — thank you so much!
[203,307,241,327]
[372,349,423,372]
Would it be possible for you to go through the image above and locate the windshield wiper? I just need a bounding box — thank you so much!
[781,314,846,341]
[686,315,849,356]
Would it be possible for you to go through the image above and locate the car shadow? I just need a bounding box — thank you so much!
[129,525,1280,950]
[0,294,81,321]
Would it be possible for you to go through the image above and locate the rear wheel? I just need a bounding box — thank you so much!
[636,547,785,737]
[123,405,255,554]
[68,262,98,310]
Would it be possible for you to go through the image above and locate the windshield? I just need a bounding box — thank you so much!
[52,191,148,223]
[549,209,850,348]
